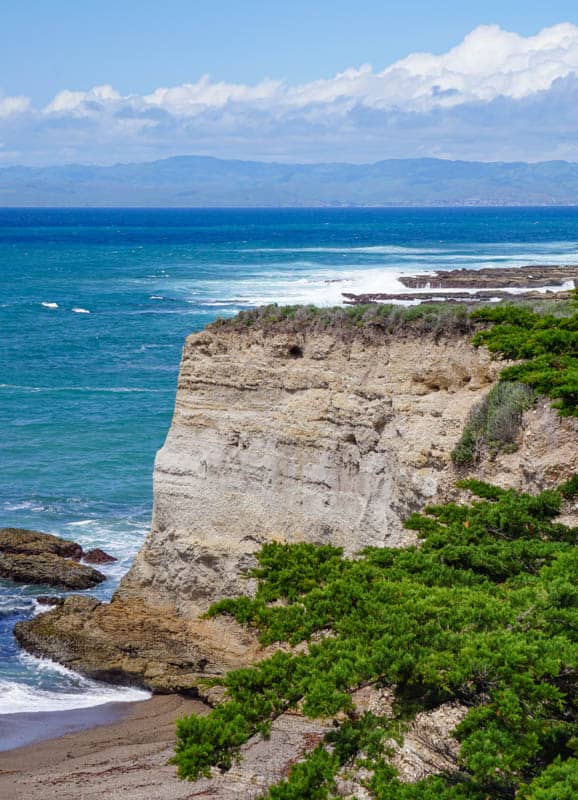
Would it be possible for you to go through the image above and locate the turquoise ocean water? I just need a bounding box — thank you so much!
[1,207,577,716]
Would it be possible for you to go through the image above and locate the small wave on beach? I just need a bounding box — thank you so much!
[0,655,149,715]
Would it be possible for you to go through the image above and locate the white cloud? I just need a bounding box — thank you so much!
[142,76,282,114]
[0,94,30,118]
[3,23,578,164]
[44,85,121,114]
[32,22,578,119]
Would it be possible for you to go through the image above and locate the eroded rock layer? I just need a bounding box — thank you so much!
[15,324,577,691]
[120,328,501,617]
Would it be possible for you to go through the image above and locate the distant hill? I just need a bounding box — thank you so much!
[1,156,578,207]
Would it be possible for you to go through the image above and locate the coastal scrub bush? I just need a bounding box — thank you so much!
[451,381,534,466]
[471,290,578,416]
[173,477,578,799]
[210,301,474,339]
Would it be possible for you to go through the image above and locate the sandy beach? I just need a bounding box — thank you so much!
[0,695,208,800]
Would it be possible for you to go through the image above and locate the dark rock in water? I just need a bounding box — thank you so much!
[0,528,83,561]
[398,264,578,289]
[0,552,105,590]
[35,595,65,606]
[342,264,578,305]
[0,527,105,589]
[83,548,117,564]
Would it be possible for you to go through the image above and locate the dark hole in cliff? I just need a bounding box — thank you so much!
[288,345,304,359]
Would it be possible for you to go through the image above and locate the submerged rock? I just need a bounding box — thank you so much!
[0,528,105,589]
[0,528,82,560]
[35,595,65,606]
[0,552,105,590]
[83,548,117,565]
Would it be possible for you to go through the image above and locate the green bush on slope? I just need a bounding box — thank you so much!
[451,381,534,466]
[173,478,578,799]
[471,292,578,417]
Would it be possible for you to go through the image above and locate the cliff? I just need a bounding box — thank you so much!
[16,319,577,694]
[119,326,503,618]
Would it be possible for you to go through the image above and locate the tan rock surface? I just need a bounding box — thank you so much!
[121,327,501,618]
[15,325,577,690]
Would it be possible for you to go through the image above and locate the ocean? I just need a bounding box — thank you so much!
[1,206,578,720]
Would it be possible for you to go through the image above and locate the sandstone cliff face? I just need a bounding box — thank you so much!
[119,327,501,617]
[15,324,577,691]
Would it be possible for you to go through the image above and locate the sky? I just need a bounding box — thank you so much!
[2,1,578,165]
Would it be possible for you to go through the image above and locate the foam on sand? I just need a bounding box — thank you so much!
[0,654,150,715]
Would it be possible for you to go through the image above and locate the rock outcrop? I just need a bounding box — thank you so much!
[14,594,266,692]
[0,528,83,560]
[0,528,106,590]
[343,263,577,303]
[119,327,501,619]
[14,323,577,691]
[83,548,117,565]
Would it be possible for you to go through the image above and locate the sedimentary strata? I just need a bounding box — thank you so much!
[12,310,578,799]
[16,317,577,692]
[0,528,106,590]
[16,325,502,687]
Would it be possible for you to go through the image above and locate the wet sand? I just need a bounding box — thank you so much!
[0,694,208,800]
[0,701,137,753]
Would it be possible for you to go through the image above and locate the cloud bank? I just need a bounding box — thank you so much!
[2,23,578,165]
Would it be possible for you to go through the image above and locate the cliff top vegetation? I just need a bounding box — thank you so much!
[210,294,575,339]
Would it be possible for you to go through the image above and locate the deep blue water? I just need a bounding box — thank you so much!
[1,207,578,714]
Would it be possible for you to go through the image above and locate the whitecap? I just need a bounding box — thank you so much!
[0,676,150,715]
[72,307,90,314]
[41,302,58,309]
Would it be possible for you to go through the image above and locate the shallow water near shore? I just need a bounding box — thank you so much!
[1,206,578,719]
[0,700,136,752]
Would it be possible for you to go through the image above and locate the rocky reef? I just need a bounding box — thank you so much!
[343,263,578,303]
[0,528,107,590]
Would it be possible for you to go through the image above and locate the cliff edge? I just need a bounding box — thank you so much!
[15,320,577,692]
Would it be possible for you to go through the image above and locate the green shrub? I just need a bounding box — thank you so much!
[210,301,474,339]
[472,292,578,416]
[173,478,578,799]
[451,381,534,466]
[518,759,578,800]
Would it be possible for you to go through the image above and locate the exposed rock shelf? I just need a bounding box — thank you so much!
[343,264,578,304]
[399,264,578,288]
[0,528,108,590]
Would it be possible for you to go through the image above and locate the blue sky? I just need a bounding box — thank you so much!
[2,2,578,165]
[4,1,578,101]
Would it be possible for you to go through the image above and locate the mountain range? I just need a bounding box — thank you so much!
[2,156,578,207]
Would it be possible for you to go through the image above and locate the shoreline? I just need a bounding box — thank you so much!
[0,699,138,753]
[0,694,208,800]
